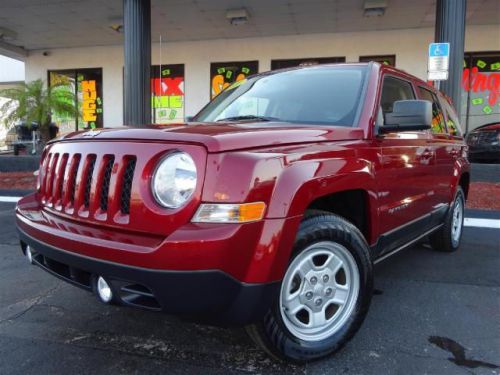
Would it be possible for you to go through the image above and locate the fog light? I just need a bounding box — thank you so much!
[96,276,113,303]
[25,246,34,264]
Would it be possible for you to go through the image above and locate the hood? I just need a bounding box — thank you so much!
[56,122,365,152]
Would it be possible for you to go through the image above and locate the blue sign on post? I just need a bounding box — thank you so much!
[428,42,450,81]
[429,43,450,58]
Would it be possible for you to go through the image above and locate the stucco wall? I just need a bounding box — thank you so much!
[24,24,500,127]
[0,55,25,83]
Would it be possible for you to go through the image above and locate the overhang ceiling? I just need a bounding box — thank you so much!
[0,0,498,52]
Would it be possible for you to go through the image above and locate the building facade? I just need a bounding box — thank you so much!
[23,24,499,133]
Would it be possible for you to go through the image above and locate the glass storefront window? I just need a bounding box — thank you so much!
[271,57,345,70]
[151,64,185,124]
[49,68,103,133]
[359,55,396,66]
[210,61,258,99]
[462,52,500,132]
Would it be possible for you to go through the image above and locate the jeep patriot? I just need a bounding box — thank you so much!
[16,63,469,361]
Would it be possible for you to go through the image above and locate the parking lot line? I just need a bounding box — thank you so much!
[464,218,500,229]
[0,196,21,203]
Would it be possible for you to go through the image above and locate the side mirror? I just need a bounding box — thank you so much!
[185,116,194,123]
[380,100,432,133]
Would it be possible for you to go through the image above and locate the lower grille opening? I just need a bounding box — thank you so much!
[31,251,92,290]
[23,242,161,311]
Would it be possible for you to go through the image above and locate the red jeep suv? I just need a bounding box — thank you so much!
[16,63,469,362]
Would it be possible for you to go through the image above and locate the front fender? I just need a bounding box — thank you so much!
[267,157,377,218]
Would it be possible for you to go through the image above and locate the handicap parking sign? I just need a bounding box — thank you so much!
[428,42,450,81]
[429,43,450,57]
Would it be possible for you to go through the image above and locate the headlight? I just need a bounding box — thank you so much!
[152,152,197,208]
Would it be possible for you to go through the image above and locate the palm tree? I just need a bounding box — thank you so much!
[0,79,77,143]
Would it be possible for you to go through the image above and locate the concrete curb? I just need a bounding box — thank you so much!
[0,189,34,197]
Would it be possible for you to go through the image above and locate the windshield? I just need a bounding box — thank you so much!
[194,66,367,126]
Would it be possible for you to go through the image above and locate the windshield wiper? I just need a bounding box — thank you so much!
[216,115,281,122]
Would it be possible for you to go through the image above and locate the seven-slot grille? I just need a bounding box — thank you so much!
[40,152,137,218]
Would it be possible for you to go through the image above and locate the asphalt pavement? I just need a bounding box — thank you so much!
[0,201,499,375]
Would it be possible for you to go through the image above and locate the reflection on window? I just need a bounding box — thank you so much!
[441,96,463,137]
[196,66,367,127]
[217,97,270,120]
[418,87,446,134]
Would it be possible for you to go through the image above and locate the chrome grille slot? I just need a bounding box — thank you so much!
[69,154,81,204]
[120,157,136,215]
[99,156,115,211]
[83,155,96,209]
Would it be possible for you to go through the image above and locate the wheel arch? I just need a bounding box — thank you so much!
[458,172,470,200]
[267,158,379,246]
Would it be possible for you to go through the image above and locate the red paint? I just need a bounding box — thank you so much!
[466,182,500,211]
[16,63,470,284]
[151,77,184,96]
[478,123,500,131]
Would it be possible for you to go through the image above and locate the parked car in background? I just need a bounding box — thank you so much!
[466,122,500,163]
[16,63,469,362]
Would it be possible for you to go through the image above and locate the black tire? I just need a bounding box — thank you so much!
[429,187,465,253]
[246,211,373,362]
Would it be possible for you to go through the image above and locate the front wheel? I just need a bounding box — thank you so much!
[246,212,373,362]
[429,187,465,252]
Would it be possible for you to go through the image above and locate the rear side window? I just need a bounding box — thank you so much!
[439,95,463,137]
[379,76,415,118]
[418,87,446,134]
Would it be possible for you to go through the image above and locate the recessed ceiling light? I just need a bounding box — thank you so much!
[363,0,387,17]
[226,8,249,26]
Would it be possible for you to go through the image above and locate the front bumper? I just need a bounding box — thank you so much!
[16,193,302,325]
[18,227,279,325]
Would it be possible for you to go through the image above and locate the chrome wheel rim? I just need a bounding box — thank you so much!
[451,196,464,247]
[279,241,360,342]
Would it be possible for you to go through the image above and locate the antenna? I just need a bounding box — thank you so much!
[159,33,162,85]
[158,34,162,124]
[152,34,163,124]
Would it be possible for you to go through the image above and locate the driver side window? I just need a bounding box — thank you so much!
[378,76,415,126]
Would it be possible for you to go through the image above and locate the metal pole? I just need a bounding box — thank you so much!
[435,0,466,115]
[123,0,151,127]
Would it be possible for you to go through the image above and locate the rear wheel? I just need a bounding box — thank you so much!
[246,212,373,362]
[429,187,465,252]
